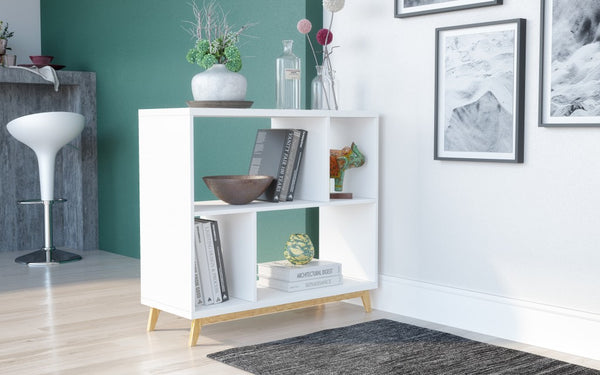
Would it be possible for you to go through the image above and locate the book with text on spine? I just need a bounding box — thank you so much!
[196,218,229,303]
[257,259,342,282]
[194,219,215,305]
[205,218,229,302]
[258,274,342,292]
[279,129,307,201]
[248,128,295,202]
[193,255,204,305]
[286,129,307,201]
[201,220,222,304]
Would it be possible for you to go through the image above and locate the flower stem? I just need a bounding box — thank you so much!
[306,34,319,67]
[324,13,338,110]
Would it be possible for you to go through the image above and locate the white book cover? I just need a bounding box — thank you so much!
[257,259,342,282]
[258,274,342,292]
[194,220,215,305]
[202,221,223,304]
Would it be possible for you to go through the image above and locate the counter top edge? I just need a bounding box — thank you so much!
[0,67,95,85]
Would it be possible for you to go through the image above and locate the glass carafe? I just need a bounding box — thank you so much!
[276,40,301,109]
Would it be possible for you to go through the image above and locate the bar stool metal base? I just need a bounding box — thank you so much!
[15,248,82,266]
[14,198,82,266]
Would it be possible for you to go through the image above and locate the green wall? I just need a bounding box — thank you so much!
[40,0,322,259]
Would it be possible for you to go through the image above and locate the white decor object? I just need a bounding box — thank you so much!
[7,111,84,201]
[191,64,247,101]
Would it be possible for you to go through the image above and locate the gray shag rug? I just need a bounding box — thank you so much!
[208,319,599,375]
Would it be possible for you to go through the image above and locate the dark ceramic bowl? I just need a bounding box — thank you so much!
[203,175,274,205]
[29,55,54,65]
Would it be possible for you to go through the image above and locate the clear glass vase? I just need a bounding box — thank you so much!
[311,65,335,110]
[276,40,301,109]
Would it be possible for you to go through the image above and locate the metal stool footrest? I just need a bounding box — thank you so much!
[17,198,67,205]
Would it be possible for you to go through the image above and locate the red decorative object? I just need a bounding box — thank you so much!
[29,55,53,65]
[316,28,333,46]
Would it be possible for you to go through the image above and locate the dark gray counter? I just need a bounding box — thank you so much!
[0,67,98,251]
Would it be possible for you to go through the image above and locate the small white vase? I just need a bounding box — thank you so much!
[191,64,247,101]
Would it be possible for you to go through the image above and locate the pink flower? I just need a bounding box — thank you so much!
[316,28,333,46]
[297,19,312,34]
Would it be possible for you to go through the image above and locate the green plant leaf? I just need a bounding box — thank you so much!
[200,54,218,69]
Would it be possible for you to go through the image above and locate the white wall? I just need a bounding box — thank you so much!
[329,0,600,359]
[0,0,41,64]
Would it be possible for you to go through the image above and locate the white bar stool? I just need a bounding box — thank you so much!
[7,111,85,266]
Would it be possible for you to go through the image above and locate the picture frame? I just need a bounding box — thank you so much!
[434,19,526,163]
[395,0,502,18]
[539,0,600,127]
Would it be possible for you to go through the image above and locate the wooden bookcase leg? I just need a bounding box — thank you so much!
[188,319,202,347]
[147,308,161,332]
[360,291,372,313]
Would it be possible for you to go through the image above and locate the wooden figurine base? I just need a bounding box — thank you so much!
[330,192,353,199]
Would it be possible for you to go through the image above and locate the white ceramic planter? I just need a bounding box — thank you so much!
[191,64,247,101]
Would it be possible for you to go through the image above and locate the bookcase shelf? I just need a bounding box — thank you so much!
[193,197,376,215]
[139,108,379,346]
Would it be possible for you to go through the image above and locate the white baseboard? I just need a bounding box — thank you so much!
[371,275,600,360]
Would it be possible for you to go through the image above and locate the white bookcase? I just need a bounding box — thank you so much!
[138,108,379,346]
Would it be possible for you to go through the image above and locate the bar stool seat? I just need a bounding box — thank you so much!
[7,111,85,266]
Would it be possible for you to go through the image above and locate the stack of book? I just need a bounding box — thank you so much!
[257,259,342,292]
[194,218,229,306]
[248,128,307,202]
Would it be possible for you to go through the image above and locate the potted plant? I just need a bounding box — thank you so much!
[185,1,254,102]
[0,21,14,56]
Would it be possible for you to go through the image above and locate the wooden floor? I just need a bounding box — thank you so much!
[1,250,598,374]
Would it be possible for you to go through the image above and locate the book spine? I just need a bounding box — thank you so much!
[278,130,301,202]
[210,220,229,302]
[203,222,223,303]
[257,262,342,282]
[258,275,342,292]
[287,129,307,201]
[194,220,215,305]
[273,130,294,202]
[193,255,204,305]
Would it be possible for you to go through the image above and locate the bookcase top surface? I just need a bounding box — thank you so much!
[139,107,378,119]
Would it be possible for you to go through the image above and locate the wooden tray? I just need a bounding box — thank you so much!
[186,100,253,108]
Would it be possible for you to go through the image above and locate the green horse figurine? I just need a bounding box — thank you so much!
[330,142,365,192]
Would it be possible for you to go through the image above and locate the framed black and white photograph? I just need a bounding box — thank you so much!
[395,0,502,18]
[434,19,526,162]
[540,0,600,126]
